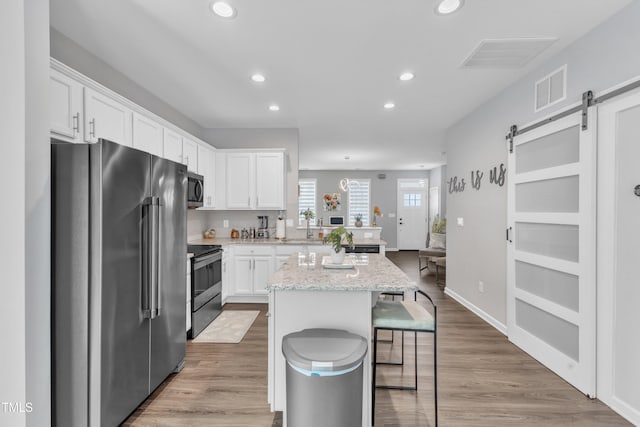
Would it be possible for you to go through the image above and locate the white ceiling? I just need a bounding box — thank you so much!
[50,0,631,170]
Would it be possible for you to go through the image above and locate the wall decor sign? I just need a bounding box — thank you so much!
[448,163,506,194]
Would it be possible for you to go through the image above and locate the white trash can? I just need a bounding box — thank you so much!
[282,328,368,427]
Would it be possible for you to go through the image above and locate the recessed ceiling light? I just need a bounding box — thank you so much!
[399,72,415,81]
[251,73,266,83]
[435,0,464,15]
[384,102,395,110]
[269,104,280,112]
[211,2,236,18]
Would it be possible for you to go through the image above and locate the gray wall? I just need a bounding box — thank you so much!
[299,170,430,248]
[428,165,447,221]
[50,28,205,139]
[445,1,640,325]
[1,1,51,426]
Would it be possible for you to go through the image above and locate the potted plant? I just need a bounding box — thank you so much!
[323,226,354,264]
[354,213,363,227]
[429,215,446,249]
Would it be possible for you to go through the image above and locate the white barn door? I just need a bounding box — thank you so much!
[507,111,596,396]
[597,89,640,425]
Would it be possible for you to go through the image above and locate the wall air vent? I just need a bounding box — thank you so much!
[461,38,557,69]
[534,65,567,112]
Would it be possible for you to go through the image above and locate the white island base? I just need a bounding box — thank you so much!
[266,253,417,427]
[268,290,373,427]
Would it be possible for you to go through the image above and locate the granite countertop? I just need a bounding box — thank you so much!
[266,253,416,292]
[188,237,387,246]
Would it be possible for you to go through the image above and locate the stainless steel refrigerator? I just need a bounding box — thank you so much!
[51,139,187,427]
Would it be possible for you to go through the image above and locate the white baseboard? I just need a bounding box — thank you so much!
[444,287,507,336]
[224,295,268,304]
[604,396,640,426]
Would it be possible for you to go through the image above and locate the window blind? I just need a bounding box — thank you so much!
[348,179,371,226]
[298,179,317,225]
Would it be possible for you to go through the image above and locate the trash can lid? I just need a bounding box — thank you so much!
[282,328,368,372]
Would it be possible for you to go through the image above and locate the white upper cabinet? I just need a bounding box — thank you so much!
[183,137,198,172]
[197,144,216,208]
[256,152,285,209]
[50,68,83,142]
[132,112,163,157]
[83,87,132,146]
[163,128,183,164]
[221,150,286,210]
[226,152,255,209]
[214,152,227,209]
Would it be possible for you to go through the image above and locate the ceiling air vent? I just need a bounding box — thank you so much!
[461,38,557,69]
[534,65,567,112]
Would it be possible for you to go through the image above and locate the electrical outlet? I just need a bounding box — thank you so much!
[286,219,294,227]
[388,213,396,218]
[223,219,229,228]
[457,217,464,227]
[478,280,485,293]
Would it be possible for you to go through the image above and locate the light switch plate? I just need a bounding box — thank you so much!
[223,219,229,228]
[388,213,396,218]
[457,217,464,227]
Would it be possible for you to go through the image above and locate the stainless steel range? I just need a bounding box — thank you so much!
[188,244,223,338]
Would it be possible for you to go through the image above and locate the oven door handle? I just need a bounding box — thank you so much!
[193,251,222,269]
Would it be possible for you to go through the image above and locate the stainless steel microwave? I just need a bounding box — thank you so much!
[187,172,204,208]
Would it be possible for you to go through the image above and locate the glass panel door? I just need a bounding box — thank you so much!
[507,110,596,396]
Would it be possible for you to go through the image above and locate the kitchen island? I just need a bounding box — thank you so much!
[266,252,417,426]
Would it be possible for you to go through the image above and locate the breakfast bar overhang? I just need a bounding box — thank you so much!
[266,252,417,426]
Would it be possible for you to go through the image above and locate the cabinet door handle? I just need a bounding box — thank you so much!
[248,196,251,206]
[73,113,80,133]
[256,196,259,206]
[89,119,96,138]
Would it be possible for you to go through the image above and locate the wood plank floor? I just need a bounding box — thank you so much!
[124,251,629,426]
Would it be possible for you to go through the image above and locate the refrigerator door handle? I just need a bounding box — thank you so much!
[143,196,161,319]
[150,196,160,319]
[154,198,162,316]
[142,198,152,319]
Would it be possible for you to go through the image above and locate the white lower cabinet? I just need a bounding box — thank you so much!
[221,249,231,304]
[231,246,274,301]
[225,245,278,303]
[225,244,331,303]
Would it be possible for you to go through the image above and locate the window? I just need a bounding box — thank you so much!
[298,179,317,225]
[348,179,371,226]
[403,193,422,207]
